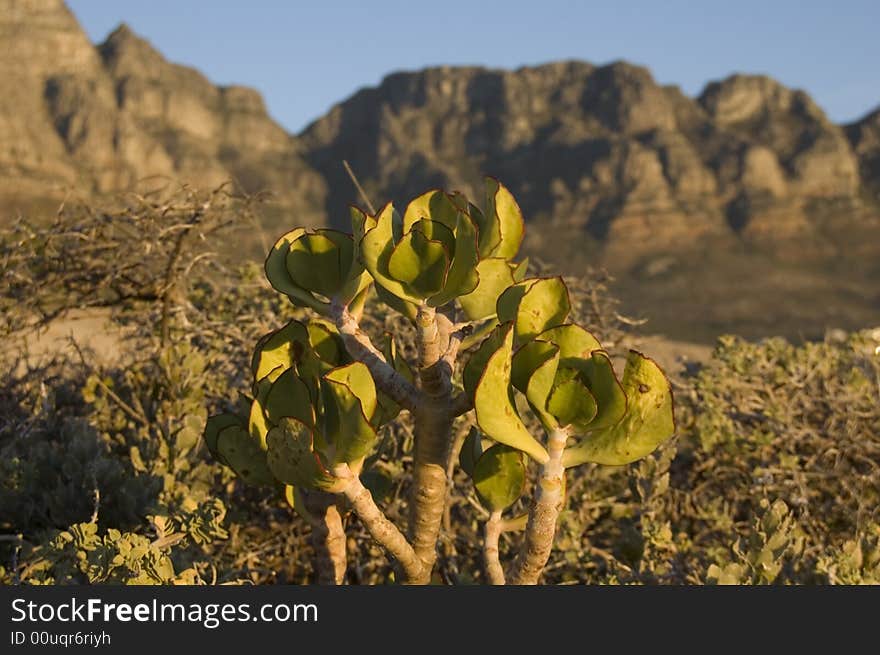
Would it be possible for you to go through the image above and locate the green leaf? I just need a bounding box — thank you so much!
[546,377,598,431]
[511,341,561,430]
[473,324,549,464]
[473,444,526,511]
[458,425,484,477]
[322,362,379,464]
[360,203,424,304]
[428,211,480,306]
[497,277,571,343]
[562,351,675,467]
[373,333,413,426]
[463,323,507,400]
[387,229,450,299]
[458,257,516,321]
[247,401,270,449]
[307,320,347,369]
[410,218,456,252]
[216,424,275,486]
[264,228,329,313]
[512,257,529,282]
[473,190,501,258]
[485,178,524,259]
[537,324,603,365]
[266,418,341,491]
[285,230,353,299]
[360,469,394,502]
[580,351,627,431]
[203,413,242,464]
[251,320,308,382]
[264,369,315,428]
[511,340,558,393]
[403,189,460,232]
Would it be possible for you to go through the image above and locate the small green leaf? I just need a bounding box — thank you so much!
[547,377,598,430]
[322,362,379,464]
[562,351,675,467]
[458,425,484,477]
[511,341,561,429]
[360,203,425,304]
[458,257,516,321]
[266,418,342,491]
[402,189,460,232]
[497,277,571,343]
[203,413,242,464]
[264,369,315,428]
[428,211,480,306]
[463,324,507,400]
[580,351,627,431]
[248,390,271,449]
[473,324,549,464]
[216,424,275,486]
[485,178,524,259]
[473,444,526,511]
[251,320,309,382]
[473,190,501,258]
[307,320,347,369]
[285,230,353,299]
[387,229,450,299]
[264,228,329,313]
[536,324,602,364]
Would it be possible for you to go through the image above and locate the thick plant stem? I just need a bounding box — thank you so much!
[409,401,453,582]
[331,301,420,411]
[407,305,456,583]
[509,428,569,585]
[333,464,424,583]
[483,510,506,585]
[302,490,347,585]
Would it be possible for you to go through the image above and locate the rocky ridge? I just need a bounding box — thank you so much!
[2,0,878,271]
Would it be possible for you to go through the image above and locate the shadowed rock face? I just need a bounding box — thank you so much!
[301,64,877,266]
[1,0,878,273]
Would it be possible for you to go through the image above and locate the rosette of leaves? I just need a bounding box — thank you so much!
[358,178,528,320]
[203,318,411,496]
[264,224,372,315]
[463,276,675,474]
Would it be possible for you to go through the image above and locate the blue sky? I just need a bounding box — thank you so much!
[67,1,880,134]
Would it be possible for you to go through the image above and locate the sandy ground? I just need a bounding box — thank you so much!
[623,334,713,369]
[4,308,135,374]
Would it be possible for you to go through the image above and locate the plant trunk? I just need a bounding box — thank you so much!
[509,429,568,585]
[407,305,455,584]
[409,399,453,582]
[483,510,506,584]
[302,491,347,585]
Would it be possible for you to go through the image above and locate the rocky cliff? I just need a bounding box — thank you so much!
[2,0,879,280]
[0,0,325,227]
[301,63,878,265]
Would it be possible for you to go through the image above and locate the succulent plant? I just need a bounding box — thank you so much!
[204,178,675,585]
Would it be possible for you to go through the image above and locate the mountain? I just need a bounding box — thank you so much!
[2,1,878,340]
[0,0,326,226]
[302,63,876,263]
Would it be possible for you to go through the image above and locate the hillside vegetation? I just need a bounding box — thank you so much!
[1,189,877,585]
